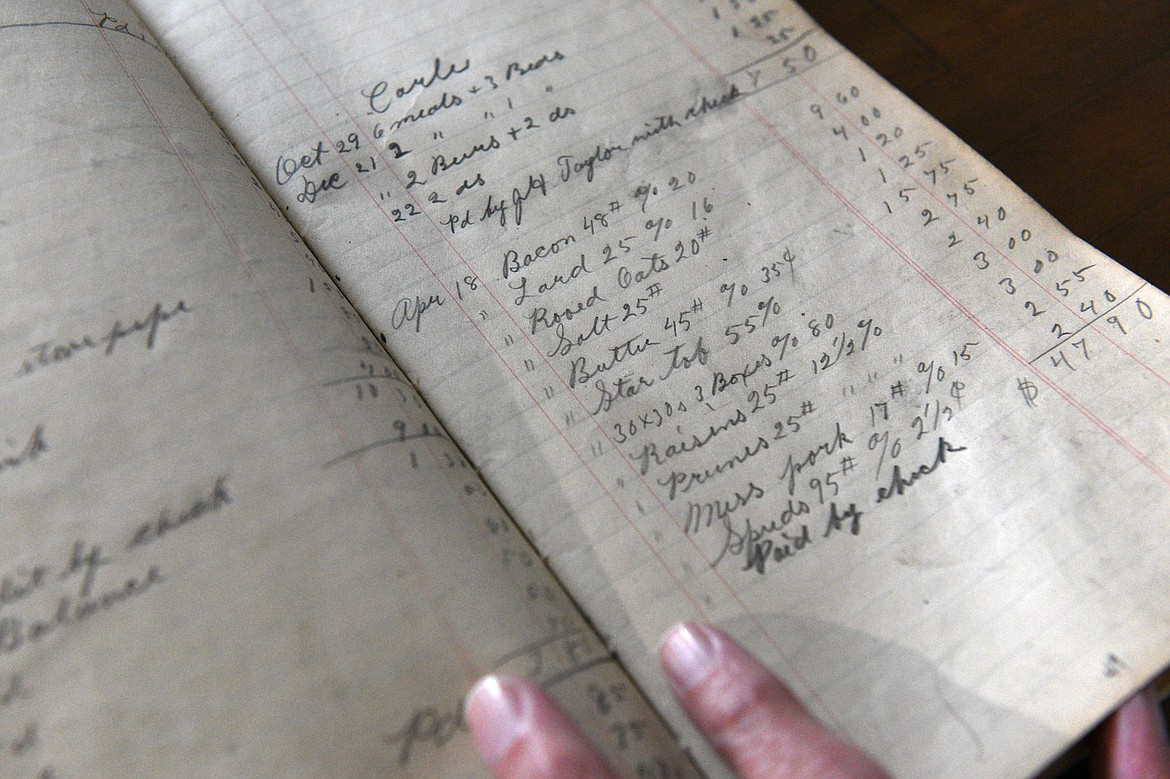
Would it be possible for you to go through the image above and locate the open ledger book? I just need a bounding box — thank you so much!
[2,0,1168,776]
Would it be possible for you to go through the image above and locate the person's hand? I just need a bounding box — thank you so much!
[464,623,1170,778]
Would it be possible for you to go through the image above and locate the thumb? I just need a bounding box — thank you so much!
[660,623,889,779]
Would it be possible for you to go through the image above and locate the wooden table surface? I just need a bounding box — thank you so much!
[795,2,1170,776]
[800,0,1170,294]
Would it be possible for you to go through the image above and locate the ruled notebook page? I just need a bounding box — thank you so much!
[0,1,693,776]
[132,1,1170,776]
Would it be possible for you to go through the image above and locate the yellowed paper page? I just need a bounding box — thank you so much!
[0,2,695,776]
[132,0,1170,776]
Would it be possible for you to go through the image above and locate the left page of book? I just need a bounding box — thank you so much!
[0,2,696,777]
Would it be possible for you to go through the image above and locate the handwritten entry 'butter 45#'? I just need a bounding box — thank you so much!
[5,0,1170,778]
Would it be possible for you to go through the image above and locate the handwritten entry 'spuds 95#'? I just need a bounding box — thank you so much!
[1,1,1168,777]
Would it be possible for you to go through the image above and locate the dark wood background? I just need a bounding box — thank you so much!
[800,0,1169,294]
[795,2,1169,776]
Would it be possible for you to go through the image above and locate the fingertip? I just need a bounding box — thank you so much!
[658,623,890,779]
[465,674,531,768]
[660,622,720,695]
[465,673,617,779]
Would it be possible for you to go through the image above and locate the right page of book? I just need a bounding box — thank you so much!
[132,1,1170,776]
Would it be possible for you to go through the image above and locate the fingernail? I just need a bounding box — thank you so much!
[466,675,531,766]
[661,623,719,694]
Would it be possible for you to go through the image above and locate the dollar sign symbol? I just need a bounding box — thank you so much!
[1016,378,1039,408]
